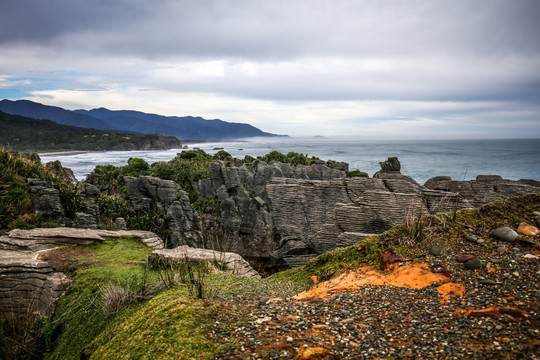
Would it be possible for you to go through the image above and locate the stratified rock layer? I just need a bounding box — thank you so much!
[150,245,261,278]
[0,228,165,318]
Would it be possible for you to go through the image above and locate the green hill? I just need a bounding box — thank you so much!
[0,111,182,152]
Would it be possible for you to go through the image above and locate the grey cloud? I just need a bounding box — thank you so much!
[2,0,540,59]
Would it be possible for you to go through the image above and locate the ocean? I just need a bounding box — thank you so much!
[39,138,540,184]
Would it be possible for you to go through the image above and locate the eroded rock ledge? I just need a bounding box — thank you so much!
[149,245,261,278]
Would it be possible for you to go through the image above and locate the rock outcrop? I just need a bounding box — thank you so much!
[20,157,540,270]
[0,228,165,318]
[0,249,72,318]
[149,245,260,278]
[124,176,201,247]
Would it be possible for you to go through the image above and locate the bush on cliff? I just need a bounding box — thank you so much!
[0,147,83,229]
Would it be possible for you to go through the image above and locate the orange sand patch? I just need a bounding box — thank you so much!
[295,263,450,300]
[437,282,465,303]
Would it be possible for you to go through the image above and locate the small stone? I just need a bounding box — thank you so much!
[457,254,477,263]
[490,227,518,242]
[517,222,540,236]
[479,279,497,285]
[532,211,540,217]
[259,297,271,306]
[286,336,294,342]
[489,258,502,264]
[429,245,443,256]
[524,254,539,259]
[497,246,507,254]
[464,258,483,270]
[476,239,485,245]
[465,235,477,243]
[512,271,520,277]
[340,318,355,325]
[295,347,328,360]
[518,237,536,246]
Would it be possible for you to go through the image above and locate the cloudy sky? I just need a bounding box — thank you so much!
[1,0,539,138]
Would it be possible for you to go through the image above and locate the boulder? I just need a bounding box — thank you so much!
[490,227,518,243]
[378,157,401,172]
[28,178,65,218]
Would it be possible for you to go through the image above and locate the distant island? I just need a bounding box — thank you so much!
[0,111,181,152]
[0,99,287,141]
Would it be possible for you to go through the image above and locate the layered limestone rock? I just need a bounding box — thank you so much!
[20,158,540,270]
[149,245,261,278]
[124,176,201,247]
[0,228,164,318]
[0,227,164,251]
[424,175,540,208]
[0,249,72,317]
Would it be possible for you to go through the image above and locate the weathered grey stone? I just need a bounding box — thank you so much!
[490,227,518,243]
[378,157,401,172]
[115,217,127,230]
[464,258,483,270]
[2,227,164,251]
[429,245,443,256]
[150,245,260,278]
[0,249,72,318]
[28,178,65,218]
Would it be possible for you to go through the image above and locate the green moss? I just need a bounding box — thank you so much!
[346,170,368,178]
[45,238,156,360]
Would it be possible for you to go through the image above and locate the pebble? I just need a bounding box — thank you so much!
[476,239,485,245]
[465,235,477,243]
[429,245,443,256]
[533,211,540,217]
[489,258,502,264]
[464,258,483,270]
[457,254,477,263]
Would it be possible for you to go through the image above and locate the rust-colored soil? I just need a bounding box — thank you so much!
[295,263,450,300]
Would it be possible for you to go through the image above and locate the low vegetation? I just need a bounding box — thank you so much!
[0,111,181,152]
[0,147,82,229]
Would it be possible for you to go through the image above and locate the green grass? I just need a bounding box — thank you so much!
[45,238,157,360]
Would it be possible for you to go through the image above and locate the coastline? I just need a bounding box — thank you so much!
[38,150,98,157]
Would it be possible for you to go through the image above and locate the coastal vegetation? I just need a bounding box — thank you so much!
[0,111,182,152]
[0,147,81,229]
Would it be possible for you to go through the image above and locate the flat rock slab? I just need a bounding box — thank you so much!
[3,228,164,251]
[150,245,261,278]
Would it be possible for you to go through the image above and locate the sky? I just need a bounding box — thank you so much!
[1,0,539,139]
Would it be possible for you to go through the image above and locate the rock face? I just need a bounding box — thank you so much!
[28,178,65,218]
[149,245,260,278]
[21,158,540,270]
[0,228,165,318]
[0,249,72,318]
[124,176,201,247]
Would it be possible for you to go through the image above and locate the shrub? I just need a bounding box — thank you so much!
[347,170,369,178]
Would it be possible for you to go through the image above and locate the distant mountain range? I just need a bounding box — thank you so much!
[0,99,286,140]
[0,110,181,152]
